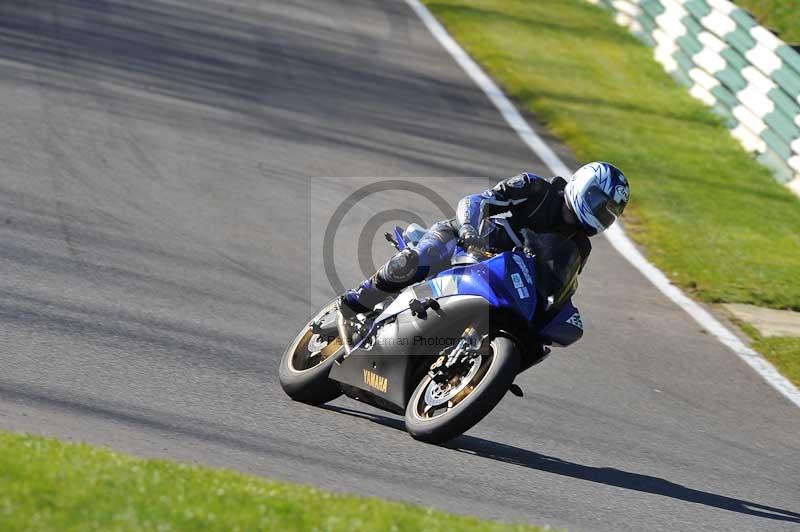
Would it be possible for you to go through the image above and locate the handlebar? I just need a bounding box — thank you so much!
[464,244,499,258]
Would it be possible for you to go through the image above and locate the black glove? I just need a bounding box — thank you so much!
[520,227,536,256]
[458,224,483,249]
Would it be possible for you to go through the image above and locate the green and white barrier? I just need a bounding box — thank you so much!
[587,0,800,195]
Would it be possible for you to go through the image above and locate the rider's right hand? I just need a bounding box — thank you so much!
[458,224,483,249]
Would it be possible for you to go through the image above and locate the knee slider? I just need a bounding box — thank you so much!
[376,249,421,291]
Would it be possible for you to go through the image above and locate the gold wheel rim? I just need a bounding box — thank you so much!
[414,343,496,420]
[287,304,343,373]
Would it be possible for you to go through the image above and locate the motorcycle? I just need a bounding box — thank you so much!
[279,224,585,443]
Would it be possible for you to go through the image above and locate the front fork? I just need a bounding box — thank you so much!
[428,327,482,384]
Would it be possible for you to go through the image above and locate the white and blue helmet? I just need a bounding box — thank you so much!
[564,162,629,235]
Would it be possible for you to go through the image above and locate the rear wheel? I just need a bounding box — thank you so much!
[279,300,343,405]
[405,336,520,444]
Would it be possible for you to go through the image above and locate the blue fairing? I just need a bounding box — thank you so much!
[385,231,582,347]
[428,251,538,322]
[539,299,583,347]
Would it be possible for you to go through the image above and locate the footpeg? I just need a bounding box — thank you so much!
[509,383,524,397]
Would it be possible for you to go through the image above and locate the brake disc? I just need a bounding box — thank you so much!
[424,356,481,407]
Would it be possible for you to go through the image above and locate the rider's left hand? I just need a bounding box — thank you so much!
[458,224,483,249]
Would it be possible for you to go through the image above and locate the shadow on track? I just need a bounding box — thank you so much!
[322,404,800,524]
[0,0,505,174]
[4,378,797,525]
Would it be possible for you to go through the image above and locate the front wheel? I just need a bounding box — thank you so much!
[405,336,520,444]
[279,300,343,405]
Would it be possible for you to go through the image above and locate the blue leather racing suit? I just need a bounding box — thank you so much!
[343,172,589,312]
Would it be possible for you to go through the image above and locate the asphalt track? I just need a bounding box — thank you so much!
[0,1,798,531]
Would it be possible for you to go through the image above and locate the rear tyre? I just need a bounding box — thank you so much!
[279,300,343,405]
[405,336,520,444]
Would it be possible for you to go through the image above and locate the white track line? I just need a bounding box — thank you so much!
[405,0,800,408]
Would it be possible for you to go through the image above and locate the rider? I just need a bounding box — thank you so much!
[337,162,630,340]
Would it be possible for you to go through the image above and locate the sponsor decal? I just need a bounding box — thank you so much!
[511,255,533,284]
[614,184,629,203]
[363,369,388,393]
[511,272,524,288]
[517,286,530,299]
[566,312,583,330]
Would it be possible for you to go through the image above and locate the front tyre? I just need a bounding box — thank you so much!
[405,336,520,444]
[279,300,343,405]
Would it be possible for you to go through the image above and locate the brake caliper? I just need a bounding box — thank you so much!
[429,327,481,384]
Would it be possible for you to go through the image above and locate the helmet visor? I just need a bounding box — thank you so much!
[582,185,621,228]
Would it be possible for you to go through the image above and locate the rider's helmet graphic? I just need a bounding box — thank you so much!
[564,162,629,235]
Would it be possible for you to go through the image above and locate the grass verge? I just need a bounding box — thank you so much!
[0,431,547,532]
[754,337,800,386]
[733,1,800,45]
[735,319,800,386]
[423,0,800,312]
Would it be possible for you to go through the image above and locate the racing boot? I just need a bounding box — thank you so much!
[336,276,387,352]
[337,248,423,351]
